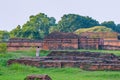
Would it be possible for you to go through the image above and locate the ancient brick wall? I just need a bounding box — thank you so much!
[6,32,120,51]
[101,40,120,50]
[43,39,78,50]
[104,40,120,46]
[7,38,42,51]
[7,51,120,71]
[43,32,79,50]
[78,37,103,49]
[86,64,120,71]
[25,75,52,80]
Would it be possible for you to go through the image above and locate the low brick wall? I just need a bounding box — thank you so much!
[7,38,43,51]
[86,64,120,71]
[102,45,120,50]
[24,74,52,80]
[7,51,120,71]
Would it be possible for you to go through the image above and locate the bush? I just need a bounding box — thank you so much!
[0,43,7,53]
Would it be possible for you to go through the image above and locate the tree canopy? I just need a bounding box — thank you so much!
[1,13,120,40]
[10,13,56,40]
[57,14,99,32]
[0,30,10,42]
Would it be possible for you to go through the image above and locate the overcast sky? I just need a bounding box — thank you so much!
[0,0,120,31]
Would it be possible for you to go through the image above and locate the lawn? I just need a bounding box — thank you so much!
[0,50,120,80]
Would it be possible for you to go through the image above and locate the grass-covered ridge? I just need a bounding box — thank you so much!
[0,50,120,80]
[75,26,113,34]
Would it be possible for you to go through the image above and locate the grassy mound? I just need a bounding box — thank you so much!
[75,26,113,34]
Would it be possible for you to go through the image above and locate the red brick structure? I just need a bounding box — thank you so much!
[43,32,102,50]
[80,32,120,50]
[25,74,52,80]
[78,37,103,49]
[6,32,120,51]
[7,51,120,71]
[43,32,79,50]
[7,38,42,51]
[102,40,120,50]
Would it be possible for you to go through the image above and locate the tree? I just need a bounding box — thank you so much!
[57,14,99,32]
[49,25,59,33]
[21,13,56,39]
[10,25,22,38]
[0,30,10,42]
[115,24,120,33]
[101,21,116,31]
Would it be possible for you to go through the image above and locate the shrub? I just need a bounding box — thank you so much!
[0,43,7,53]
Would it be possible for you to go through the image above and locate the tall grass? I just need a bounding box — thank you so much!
[0,64,120,80]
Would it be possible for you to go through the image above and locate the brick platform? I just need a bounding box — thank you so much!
[7,51,120,71]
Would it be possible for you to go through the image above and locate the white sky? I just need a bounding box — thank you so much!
[0,0,120,31]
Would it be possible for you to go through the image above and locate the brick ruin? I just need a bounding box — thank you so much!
[7,51,120,71]
[43,32,79,50]
[78,37,103,49]
[79,32,120,50]
[103,40,120,50]
[24,74,52,80]
[7,38,42,51]
[43,32,102,50]
[6,32,120,51]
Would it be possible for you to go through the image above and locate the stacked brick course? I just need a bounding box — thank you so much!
[43,32,101,50]
[6,32,120,50]
[7,38,42,51]
[43,32,79,50]
[7,51,120,71]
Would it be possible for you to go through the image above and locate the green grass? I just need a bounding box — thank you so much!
[75,26,113,35]
[0,64,120,80]
[0,50,120,80]
[77,49,120,56]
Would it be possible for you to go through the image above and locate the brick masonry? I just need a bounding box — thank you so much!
[6,32,120,51]
[7,38,42,51]
[7,51,120,71]
[24,74,52,80]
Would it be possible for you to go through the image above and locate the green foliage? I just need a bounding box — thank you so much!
[75,26,113,34]
[0,30,10,42]
[40,49,50,56]
[21,13,56,40]
[49,26,59,33]
[0,43,7,53]
[10,25,22,38]
[100,21,120,33]
[57,14,99,32]
[116,24,120,33]
[9,64,38,73]
[9,13,56,40]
